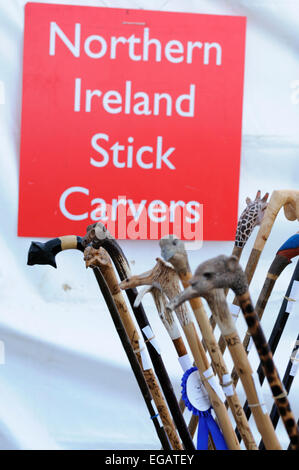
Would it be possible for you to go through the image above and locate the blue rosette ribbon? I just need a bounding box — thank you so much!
[181,366,228,450]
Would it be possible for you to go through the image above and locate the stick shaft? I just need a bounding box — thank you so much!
[231,254,291,386]
[259,334,299,450]
[178,272,257,449]
[241,260,299,427]
[92,268,172,450]
[238,292,299,449]
[182,322,241,450]
[27,236,172,450]
[92,252,183,450]
[205,291,281,450]
[101,239,195,450]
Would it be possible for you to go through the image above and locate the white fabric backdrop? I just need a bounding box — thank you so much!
[0,0,298,450]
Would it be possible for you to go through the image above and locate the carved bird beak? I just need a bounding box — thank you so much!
[166,285,198,312]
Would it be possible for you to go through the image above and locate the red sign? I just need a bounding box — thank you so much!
[18,3,246,240]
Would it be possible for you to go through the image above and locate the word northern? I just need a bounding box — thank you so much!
[50,23,222,65]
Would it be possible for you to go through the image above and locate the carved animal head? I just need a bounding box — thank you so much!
[189,255,248,297]
[235,191,269,248]
[82,222,112,248]
[159,235,189,273]
[83,245,111,269]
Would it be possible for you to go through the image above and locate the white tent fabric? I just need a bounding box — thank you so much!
[0,0,298,450]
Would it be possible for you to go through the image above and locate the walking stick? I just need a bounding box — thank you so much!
[134,285,201,442]
[159,236,258,450]
[231,232,299,385]
[27,235,171,450]
[238,189,299,288]
[81,223,195,450]
[83,246,183,450]
[134,285,189,365]
[209,191,268,334]
[167,254,299,449]
[259,334,299,450]
[218,191,299,366]
[254,232,299,322]
[288,420,299,450]
[119,258,240,450]
[241,258,299,431]
[167,290,281,449]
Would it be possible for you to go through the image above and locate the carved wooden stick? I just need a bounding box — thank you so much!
[168,286,282,450]
[259,334,299,450]
[241,258,299,434]
[81,223,195,450]
[119,258,241,450]
[27,235,171,450]
[217,191,298,358]
[172,254,299,449]
[238,189,299,288]
[84,246,183,450]
[231,232,299,385]
[91,268,172,450]
[135,286,189,360]
[134,285,200,441]
[207,191,268,343]
[159,236,258,450]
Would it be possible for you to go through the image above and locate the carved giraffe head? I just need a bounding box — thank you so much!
[235,191,269,248]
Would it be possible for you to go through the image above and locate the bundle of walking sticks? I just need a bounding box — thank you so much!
[27,189,299,450]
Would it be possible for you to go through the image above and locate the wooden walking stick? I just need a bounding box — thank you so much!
[259,334,299,450]
[119,258,240,450]
[134,285,219,447]
[241,258,299,429]
[81,223,195,450]
[169,254,298,449]
[83,246,183,450]
[231,232,299,385]
[254,232,299,323]
[289,420,299,450]
[208,191,269,334]
[217,191,298,359]
[27,235,171,450]
[134,285,201,442]
[134,285,189,363]
[238,189,299,288]
[167,288,281,449]
[159,236,258,450]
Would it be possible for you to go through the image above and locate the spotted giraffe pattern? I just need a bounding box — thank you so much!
[235,191,269,248]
